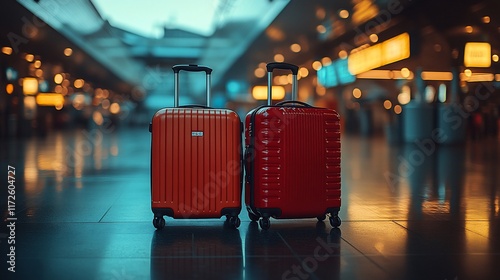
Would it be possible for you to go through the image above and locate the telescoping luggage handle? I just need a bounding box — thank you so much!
[172,64,212,107]
[266,62,299,106]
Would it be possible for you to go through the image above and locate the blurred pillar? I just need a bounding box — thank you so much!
[402,102,435,142]
[358,105,373,136]
[385,113,402,144]
[435,68,466,144]
[402,68,435,143]
[413,68,426,103]
[450,68,459,104]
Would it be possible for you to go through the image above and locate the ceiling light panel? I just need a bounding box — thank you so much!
[18,0,105,35]
[92,0,224,38]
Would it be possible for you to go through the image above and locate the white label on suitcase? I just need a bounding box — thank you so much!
[191,131,203,137]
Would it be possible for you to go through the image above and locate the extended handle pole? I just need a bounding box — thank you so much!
[267,71,272,106]
[291,74,297,101]
[172,64,212,107]
[206,73,211,107]
[174,72,180,107]
[266,62,299,105]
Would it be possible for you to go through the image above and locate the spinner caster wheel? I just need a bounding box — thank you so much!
[248,212,260,222]
[259,217,271,230]
[229,216,241,228]
[153,216,165,230]
[317,214,326,221]
[329,215,341,228]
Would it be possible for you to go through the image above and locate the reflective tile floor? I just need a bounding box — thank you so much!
[1,127,499,280]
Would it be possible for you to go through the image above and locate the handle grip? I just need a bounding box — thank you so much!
[275,101,312,107]
[172,64,212,74]
[266,62,299,75]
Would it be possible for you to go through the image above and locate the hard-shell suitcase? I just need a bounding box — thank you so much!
[245,62,341,230]
[150,64,242,229]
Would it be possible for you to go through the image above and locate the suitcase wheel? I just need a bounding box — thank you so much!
[229,216,241,229]
[153,216,166,230]
[224,216,241,229]
[248,212,260,222]
[329,215,341,228]
[259,217,271,230]
[317,214,326,221]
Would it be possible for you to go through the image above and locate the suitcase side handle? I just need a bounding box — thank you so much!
[275,101,312,107]
[172,64,212,107]
[266,62,298,105]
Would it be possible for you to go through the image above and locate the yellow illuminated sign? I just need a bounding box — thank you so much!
[252,86,285,100]
[382,33,410,65]
[348,44,383,76]
[464,42,491,67]
[36,93,64,107]
[348,33,410,75]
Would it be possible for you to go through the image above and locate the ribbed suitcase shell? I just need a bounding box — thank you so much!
[151,108,242,219]
[245,106,341,218]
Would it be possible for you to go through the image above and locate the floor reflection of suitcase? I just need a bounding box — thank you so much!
[150,226,243,279]
[150,64,242,229]
[245,62,341,230]
[244,222,341,279]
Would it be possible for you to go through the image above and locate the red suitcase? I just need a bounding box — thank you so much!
[244,62,341,230]
[150,64,242,230]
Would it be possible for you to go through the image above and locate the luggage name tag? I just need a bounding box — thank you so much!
[191,131,203,137]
